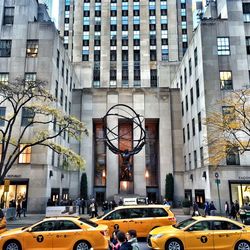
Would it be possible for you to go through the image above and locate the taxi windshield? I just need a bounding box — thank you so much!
[174,218,196,229]
[79,218,98,227]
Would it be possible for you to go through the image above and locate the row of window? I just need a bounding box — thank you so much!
[184,147,203,170]
[182,112,202,143]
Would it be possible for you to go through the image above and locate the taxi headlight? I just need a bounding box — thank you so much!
[152,233,165,239]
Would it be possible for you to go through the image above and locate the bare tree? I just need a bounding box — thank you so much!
[0,78,87,182]
[206,89,250,165]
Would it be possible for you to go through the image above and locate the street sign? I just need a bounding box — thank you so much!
[215,179,220,184]
[4,179,10,192]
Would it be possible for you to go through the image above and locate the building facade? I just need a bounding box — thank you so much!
[172,0,250,210]
[59,0,194,203]
[0,0,80,212]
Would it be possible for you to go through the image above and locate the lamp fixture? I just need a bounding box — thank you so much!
[202,171,207,181]
[61,173,64,180]
[190,174,193,182]
[49,170,53,178]
[145,170,149,178]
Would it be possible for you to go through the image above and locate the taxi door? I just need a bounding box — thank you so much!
[101,209,129,233]
[184,221,213,250]
[212,220,242,250]
[51,220,83,249]
[22,221,55,250]
[125,208,147,237]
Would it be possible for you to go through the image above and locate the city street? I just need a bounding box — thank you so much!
[6,214,189,250]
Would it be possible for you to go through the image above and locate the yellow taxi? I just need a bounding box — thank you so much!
[0,216,109,250]
[92,204,176,237]
[148,216,250,250]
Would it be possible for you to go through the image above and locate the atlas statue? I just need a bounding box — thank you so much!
[103,104,146,181]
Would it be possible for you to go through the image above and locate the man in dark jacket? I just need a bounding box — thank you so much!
[117,231,132,250]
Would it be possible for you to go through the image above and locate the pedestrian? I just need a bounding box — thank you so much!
[103,200,109,214]
[81,198,85,214]
[224,201,229,217]
[89,199,98,218]
[235,200,240,220]
[163,198,170,206]
[76,198,81,214]
[126,230,140,250]
[47,198,54,206]
[204,201,210,216]
[109,230,120,250]
[209,201,216,216]
[192,201,200,216]
[16,203,22,218]
[22,198,27,217]
[117,231,132,250]
[119,197,123,206]
[230,202,237,220]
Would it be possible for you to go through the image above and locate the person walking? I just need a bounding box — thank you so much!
[192,201,200,216]
[235,200,240,220]
[117,231,132,250]
[126,230,140,250]
[224,201,229,217]
[81,198,85,214]
[102,200,109,214]
[89,200,96,218]
[16,202,22,218]
[204,201,210,216]
[209,201,217,216]
[22,198,27,217]
[230,202,237,220]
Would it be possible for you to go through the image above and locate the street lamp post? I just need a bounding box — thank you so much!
[215,172,222,215]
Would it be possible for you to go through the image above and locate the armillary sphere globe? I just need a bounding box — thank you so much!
[103,104,146,162]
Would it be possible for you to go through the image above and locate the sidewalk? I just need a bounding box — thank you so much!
[7,208,186,226]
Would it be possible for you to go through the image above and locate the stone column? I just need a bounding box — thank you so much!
[106,93,119,198]
[133,93,146,196]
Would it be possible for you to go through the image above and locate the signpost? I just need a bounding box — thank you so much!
[215,172,222,215]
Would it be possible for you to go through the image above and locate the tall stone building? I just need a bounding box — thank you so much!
[0,0,80,212]
[59,0,193,203]
[172,0,250,210]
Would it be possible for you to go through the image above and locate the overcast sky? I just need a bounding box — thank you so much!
[52,0,59,28]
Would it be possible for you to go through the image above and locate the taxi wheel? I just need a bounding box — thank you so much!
[165,239,183,250]
[4,240,22,250]
[73,240,91,250]
[235,240,250,250]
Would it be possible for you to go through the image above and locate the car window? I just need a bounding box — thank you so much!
[129,208,144,218]
[78,218,98,227]
[148,208,168,217]
[174,218,196,229]
[105,209,129,220]
[32,221,56,232]
[188,221,211,231]
[213,221,242,230]
[56,220,81,230]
